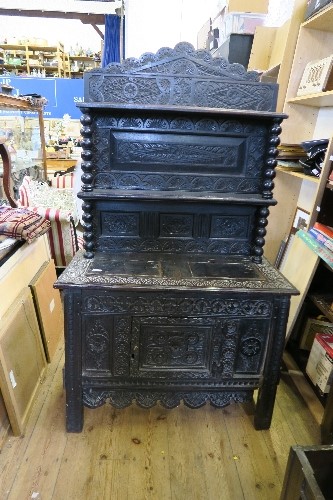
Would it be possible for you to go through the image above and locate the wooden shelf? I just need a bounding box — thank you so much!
[0,43,68,77]
[303,3,333,31]
[276,165,320,182]
[309,293,333,321]
[288,90,333,107]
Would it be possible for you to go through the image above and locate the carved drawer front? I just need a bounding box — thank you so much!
[94,201,257,255]
[92,114,269,194]
[81,292,273,380]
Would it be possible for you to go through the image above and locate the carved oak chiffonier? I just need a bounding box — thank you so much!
[55,43,297,432]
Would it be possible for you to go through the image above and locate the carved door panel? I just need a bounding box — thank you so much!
[130,315,271,380]
[81,292,274,382]
[83,314,132,376]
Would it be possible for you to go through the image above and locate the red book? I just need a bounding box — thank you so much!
[314,222,333,240]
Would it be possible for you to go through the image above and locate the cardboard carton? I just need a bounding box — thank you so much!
[227,0,269,14]
[306,333,333,393]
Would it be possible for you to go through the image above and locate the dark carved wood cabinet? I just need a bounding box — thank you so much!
[55,43,297,432]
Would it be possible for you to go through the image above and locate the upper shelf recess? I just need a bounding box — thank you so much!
[288,90,333,107]
[303,3,333,31]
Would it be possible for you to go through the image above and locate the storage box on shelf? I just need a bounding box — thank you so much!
[306,333,333,394]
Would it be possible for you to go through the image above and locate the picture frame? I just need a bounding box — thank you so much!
[292,207,311,234]
[278,207,310,269]
[0,288,46,435]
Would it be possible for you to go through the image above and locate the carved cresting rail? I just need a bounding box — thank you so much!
[55,43,298,433]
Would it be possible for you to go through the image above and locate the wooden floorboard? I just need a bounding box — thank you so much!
[0,341,321,500]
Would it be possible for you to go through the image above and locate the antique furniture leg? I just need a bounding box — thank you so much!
[254,297,290,429]
[63,291,84,432]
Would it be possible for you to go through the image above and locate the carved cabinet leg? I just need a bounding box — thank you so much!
[63,290,84,433]
[254,297,290,430]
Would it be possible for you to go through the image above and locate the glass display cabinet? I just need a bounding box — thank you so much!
[0,93,47,203]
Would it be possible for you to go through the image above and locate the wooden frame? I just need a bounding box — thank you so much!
[278,207,310,270]
[0,288,46,435]
[292,207,311,233]
[297,54,333,96]
[30,260,64,362]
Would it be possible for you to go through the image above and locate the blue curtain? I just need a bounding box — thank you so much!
[102,14,121,66]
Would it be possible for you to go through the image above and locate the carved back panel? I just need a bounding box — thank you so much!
[84,42,277,111]
[78,43,285,261]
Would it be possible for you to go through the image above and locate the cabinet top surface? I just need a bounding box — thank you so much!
[78,102,286,120]
[55,252,298,294]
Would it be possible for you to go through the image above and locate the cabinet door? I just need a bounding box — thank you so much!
[130,315,271,380]
[82,305,273,381]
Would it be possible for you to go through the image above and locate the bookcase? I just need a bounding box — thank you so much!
[0,43,68,77]
[67,55,99,79]
[264,3,333,444]
[248,0,307,112]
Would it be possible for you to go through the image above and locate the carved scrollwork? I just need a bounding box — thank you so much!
[82,389,254,409]
[84,43,278,111]
[86,320,109,369]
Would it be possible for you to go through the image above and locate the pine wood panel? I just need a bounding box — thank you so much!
[0,341,321,500]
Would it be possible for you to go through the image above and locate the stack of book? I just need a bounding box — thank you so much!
[309,222,333,251]
[277,143,307,161]
[297,222,333,269]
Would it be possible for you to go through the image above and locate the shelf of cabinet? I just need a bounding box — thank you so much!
[0,43,67,77]
[288,90,333,107]
[309,293,333,321]
[303,3,333,30]
[276,165,321,182]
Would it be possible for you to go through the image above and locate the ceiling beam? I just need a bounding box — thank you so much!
[0,8,105,25]
[92,23,104,39]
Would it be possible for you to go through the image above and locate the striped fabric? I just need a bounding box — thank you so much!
[18,176,83,267]
[0,206,50,243]
[31,207,77,267]
[50,173,74,190]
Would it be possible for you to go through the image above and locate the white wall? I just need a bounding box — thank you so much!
[124,0,219,58]
[124,0,295,59]
[0,0,294,57]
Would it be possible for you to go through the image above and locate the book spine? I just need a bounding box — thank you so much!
[309,228,333,252]
[314,222,333,239]
[297,230,333,270]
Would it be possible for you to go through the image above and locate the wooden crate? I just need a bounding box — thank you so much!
[280,445,333,499]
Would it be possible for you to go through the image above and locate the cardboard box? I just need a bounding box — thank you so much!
[306,333,333,393]
[227,0,269,14]
[0,288,46,435]
[223,12,266,42]
[299,317,333,351]
[30,260,64,362]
